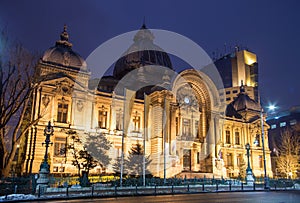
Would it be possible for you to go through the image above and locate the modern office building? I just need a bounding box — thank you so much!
[266,106,300,177]
[214,49,259,104]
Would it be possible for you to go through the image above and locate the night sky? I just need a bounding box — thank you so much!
[0,0,299,111]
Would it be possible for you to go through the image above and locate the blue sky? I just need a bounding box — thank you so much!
[0,0,299,110]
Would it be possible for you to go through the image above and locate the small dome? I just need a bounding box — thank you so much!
[231,85,261,112]
[113,23,173,80]
[41,25,87,71]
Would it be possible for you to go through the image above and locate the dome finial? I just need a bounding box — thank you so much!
[240,80,245,93]
[63,24,67,32]
[56,24,72,47]
[141,16,147,29]
[60,24,69,41]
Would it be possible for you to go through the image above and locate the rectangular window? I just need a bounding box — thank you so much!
[195,120,199,138]
[271,124,276,129]
[226,91,231,94]
[133,115,141,132]
[98,110,108,129]
[290,119,297,126]
[57,103,68,123]
[197,152,200,164]
[227,153,233,166]
[235,132,240,145]
[225,130,231,144]
[54,137,66,157]
[183,118,191,136]
[53,166,58,172]
[255,134,261,147]
[232,90,238,93]
[226,97,231,101]
[280,122,286,127]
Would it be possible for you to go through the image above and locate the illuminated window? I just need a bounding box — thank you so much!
[225,130,231,144]
[183,118,191,136]
[235,132,240,145]
[133,114,141,132]
[290,119,297,126]
[195,120,199,138]
[98,109,107,129]
[255,135,261,147]
[227,153,233,166]
[280,122,286,127]
[271,124,276,129]
[57,103,68,123]
[54,137,66,157]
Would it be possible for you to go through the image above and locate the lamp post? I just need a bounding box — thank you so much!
[245,143,254,185]
[260,109,270,189]
[36,121,54,193]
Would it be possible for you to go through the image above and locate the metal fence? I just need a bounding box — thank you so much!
[1,175,299,198]
[0,175,36,196]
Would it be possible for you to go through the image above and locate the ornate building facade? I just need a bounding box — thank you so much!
[22,25,273,179]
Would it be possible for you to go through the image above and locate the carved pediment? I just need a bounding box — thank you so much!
[41,74,87,95]
[53,79,74,96]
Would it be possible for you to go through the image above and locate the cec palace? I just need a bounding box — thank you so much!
[19,24,273,179]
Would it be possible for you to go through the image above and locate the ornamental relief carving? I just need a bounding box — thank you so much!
[77,100,84,112]
[53,79,74,96]
[42,94,51,107]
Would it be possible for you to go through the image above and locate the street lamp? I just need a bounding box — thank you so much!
[260,109,270,189]
[36,121,54,193]
[245,143,254,185]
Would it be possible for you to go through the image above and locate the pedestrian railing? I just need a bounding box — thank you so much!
[1,176,299,199]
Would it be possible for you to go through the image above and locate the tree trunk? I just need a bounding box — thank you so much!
[1,163,11,177]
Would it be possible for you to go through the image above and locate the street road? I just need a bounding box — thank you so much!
[33,191,300,203]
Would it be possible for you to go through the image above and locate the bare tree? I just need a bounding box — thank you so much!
[0,30,40,177]
[276,126,300,179]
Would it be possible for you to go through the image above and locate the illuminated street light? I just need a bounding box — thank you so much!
[36,121,54,194]
[268,104,276,111]
[245,143,254,185]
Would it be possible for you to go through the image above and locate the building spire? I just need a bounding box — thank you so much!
[141,16,147,29]
[60,24,69,41]
[240,80,245,93]
[56,24,72,47]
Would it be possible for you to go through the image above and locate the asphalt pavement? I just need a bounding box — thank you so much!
[32,191,300,203]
